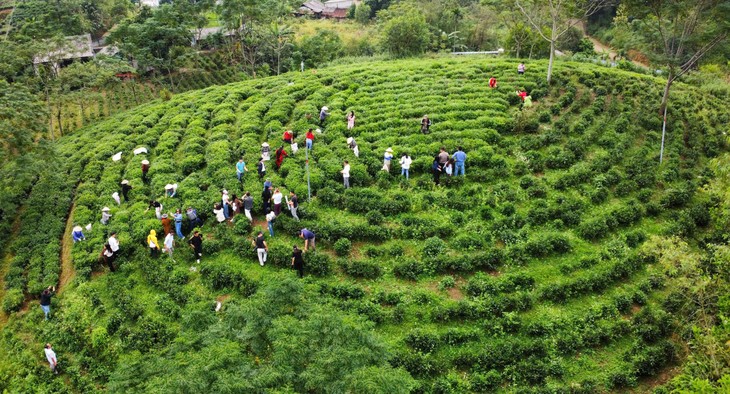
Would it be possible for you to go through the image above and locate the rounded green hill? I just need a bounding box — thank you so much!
[2,57,728,392]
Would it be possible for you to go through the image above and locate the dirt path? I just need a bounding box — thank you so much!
[572,19,649,68]
[58,202,77,295]
[0,206,26,325]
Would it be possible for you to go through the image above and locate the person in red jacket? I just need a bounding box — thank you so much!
[282,130,293,144]
[305,129,315,150]
[274,146,288,169]
[489,77,497,88]
[516,89,528,101]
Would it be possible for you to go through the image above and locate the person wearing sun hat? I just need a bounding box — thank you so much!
[141,159,150,182]
[165,183,177,198]
[100,207,112,225]
[319,106,329,125]
[347,137,359,157]
[382,147,394,172]
[120,180,132,202]
[72,225,85,243]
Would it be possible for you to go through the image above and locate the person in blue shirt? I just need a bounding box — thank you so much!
[72,225,85,243]
[452,146,467,176]
[173,209,185,239]
[299,228,316,251]
[236,158,247,183]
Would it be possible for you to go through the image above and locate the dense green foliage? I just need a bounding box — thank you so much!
[1,56,730,392]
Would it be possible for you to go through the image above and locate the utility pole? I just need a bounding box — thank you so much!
[659,105,667,164]
[305,147,311,202]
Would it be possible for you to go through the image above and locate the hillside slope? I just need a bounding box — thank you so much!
[1,57,728,393]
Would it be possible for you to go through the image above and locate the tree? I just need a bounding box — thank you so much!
[355,3,372,24]
[514,0,615,83]
[266,21,293,75]
[381,10,429,58]
[298,30,344,68]
[619,0,730,115]
[107,5,193,89]
[0,80,47,163]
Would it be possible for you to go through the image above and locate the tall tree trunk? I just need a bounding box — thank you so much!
[79,98,85,128]
[547,39,555,84]
[131,79,139,106]
[45,87,54,141]
[56,105,63,137]
[660,70,674,116]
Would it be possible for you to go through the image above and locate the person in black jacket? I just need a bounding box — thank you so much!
[261,186,272,214]
[40,286,55,320]
[188,230,203,264]
[120,180,132,202]
[291,245,304,278]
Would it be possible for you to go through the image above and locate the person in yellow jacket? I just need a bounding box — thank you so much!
[147,229,160,258]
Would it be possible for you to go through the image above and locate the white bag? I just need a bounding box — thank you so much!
[291,143,298,154]
[111,152,122,161]
[133,147,148,155]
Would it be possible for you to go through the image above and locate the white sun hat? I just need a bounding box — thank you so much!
[133,147,148,155]
[322,106,328,111]
[262,142,269,147]
[121,180,129,185]
[386,147,393,153]
[141,159,150,165]
[346,137,353,144]
[112,152,122,161]
[73,225,83,232]
[102,207,110,212]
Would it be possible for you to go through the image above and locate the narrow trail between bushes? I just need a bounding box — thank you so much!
[0,206,26,327]
[58,202,78,295]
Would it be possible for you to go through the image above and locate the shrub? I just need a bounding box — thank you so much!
[393,258,425,281]
[333,238,352,257]
[1,289,24,314]
[304,251,333,276]
[422,236,447,258]
[340,259,382,279]
[365,210,384,225]
[438,276,456,291]
[404,329,440,353]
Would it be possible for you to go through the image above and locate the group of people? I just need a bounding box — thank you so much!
[431,146,467,185]
[251,228,315,277]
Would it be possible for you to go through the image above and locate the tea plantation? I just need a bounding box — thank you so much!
[1,57,728,393]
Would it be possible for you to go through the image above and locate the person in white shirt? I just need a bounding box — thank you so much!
[163,231,175,261]
[399,153,412,180]
[107,232,120,263]
[266,211,277,237]
[272,188,283,216]
[213,203,226,224]
[341,160,351,189]
[100,207,112,225]
[44,344,58,374]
